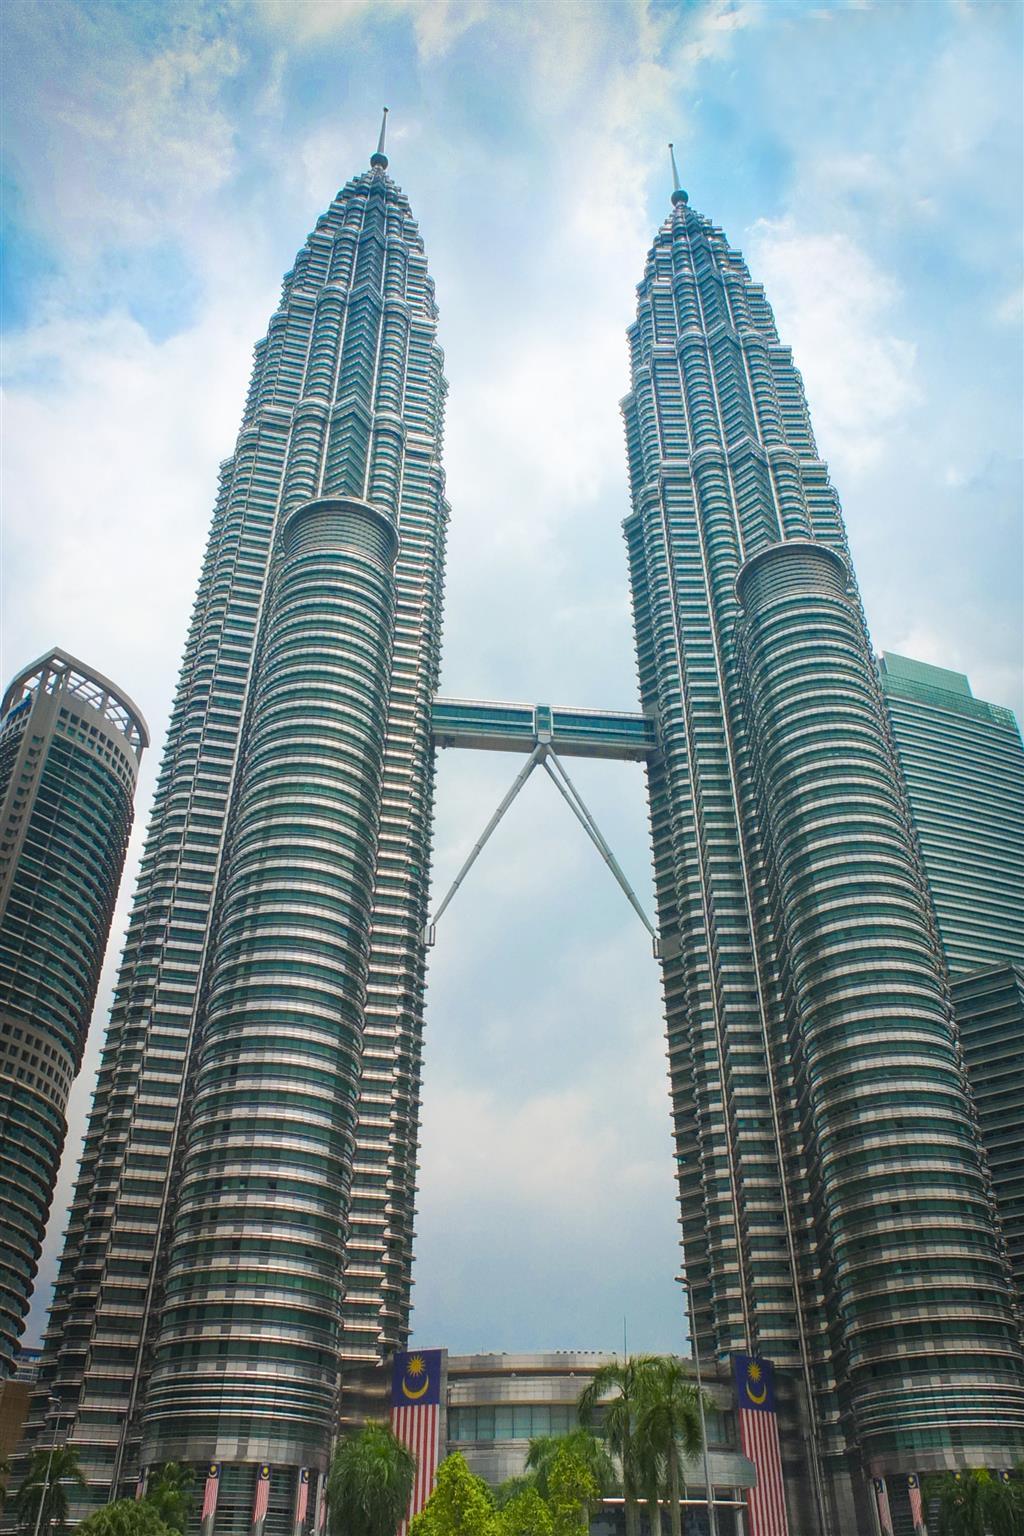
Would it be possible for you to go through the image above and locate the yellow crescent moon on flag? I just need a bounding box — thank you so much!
[402,1374,429,1400]
[746,1379,767,1405]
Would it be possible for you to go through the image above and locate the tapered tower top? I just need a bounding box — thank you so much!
[668,142,688,205]
[371,105,389,169]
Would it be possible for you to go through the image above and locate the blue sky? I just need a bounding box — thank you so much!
[3,0,1022,1357]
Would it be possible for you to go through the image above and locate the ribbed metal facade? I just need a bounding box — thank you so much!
[24,145,447,1517]
[0,652,146,1377]
[141,496,399,1470]
[623,189,1024,1529]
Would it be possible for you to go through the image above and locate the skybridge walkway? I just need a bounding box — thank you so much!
[431,697,658,760]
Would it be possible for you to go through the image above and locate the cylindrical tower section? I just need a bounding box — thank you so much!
[736,539,1024,1473]
[141,496,399,1487]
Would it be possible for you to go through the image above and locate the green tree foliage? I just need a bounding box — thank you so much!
[14,1445,87,1536]
[926,1469,1024,1536]
[524,1433,615,1503]
[635,1358,707,1536]
[493,1478,537,1512]
[495,1487,553,1536]
[143,1465,194,1535]
[577,1356,660,1536]
[76,1501,176,1536]
[545,1447,599,1536]
[410,1454,496,1536]
[328,1423,417,1536]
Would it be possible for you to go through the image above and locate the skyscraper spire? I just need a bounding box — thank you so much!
[371,105,389,168]
[25,149,449,1523]
[668,141,688,205]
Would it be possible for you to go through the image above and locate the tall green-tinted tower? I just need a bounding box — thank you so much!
[623,173,1024,1530]
[878,652,1024,974]
[0,651,146,1376]
[26,128,447,1524]
[879,654,1024,1300]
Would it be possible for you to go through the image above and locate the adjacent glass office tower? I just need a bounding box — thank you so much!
[879,654,1024,1299]
[623,176,1024,1530]
[26,132,448,1523]
[0,651,146,1377]
[878,652,1024,974]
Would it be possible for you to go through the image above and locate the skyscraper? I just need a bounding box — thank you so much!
[26,121,448,1523]
[878,652,1024,974]
[621,163,1024,1529]
[879,654,1024,1300]
[950,962,1024,1296]
[0,651,146,1375]
[21,128,1024,1536]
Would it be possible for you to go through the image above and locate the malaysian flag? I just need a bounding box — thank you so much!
[135,1469,147,1503]
[733,1355,789,1536]
[907,1473,927,1533]
[200,1464,221,1536]
[873,1478,894,1536]
[294,1469,310,1536]
[389,1349,444,1536]
[253,1465,272,1536]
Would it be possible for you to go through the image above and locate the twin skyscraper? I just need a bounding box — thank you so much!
[4,121,1023,1535]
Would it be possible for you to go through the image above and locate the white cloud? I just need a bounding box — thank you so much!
[745,218,919,476]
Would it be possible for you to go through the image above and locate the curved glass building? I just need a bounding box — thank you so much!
[25,128,448,1524]
[0,651,146,1376]
[623,176,1024,1528]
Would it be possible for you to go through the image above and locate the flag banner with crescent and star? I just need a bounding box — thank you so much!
[389,1349,445,1536]
[907,1472,927,1534]
[252,1465,271,1536]
[293,1468,310,1536]
[732,1355,789,1536]
[200,1464,221,1535]
[873,1477,894,1536]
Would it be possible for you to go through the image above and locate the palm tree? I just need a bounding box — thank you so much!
[577,1356,658,1536]
[327,1422,417,1536]
[525,1431,615,1506]
[143,1465,193,1535]
[927,1469,1024,1536]
[635,1359,706,1536]
[14,1446,86,1536]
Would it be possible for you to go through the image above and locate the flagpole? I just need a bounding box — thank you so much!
[683,1280,717,1536]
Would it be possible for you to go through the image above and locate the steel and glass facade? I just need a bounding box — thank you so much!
[622,186,1024,1529]
[25,141,447,1522]
[878,655,1024,1305]
[19,142,1024,1536]
[0,652,146,1376]
[950,963,1024,1297]
[878,652,1024,975]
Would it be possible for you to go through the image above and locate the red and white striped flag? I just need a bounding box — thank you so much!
[907,1474,927,1534]
[253,1465,271,1535]
[201,1464,221,1535]
[873,1478,894,1536]
[135,1469,147,1503]
[733,1356,789,1536]
[389,1350,445,1536]
[294,1469,310,1536]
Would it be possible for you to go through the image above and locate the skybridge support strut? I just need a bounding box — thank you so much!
[424,743,659,956]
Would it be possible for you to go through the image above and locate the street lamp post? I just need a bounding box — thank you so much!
[31,1397,63,1536]
[680,1280,718,1536]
